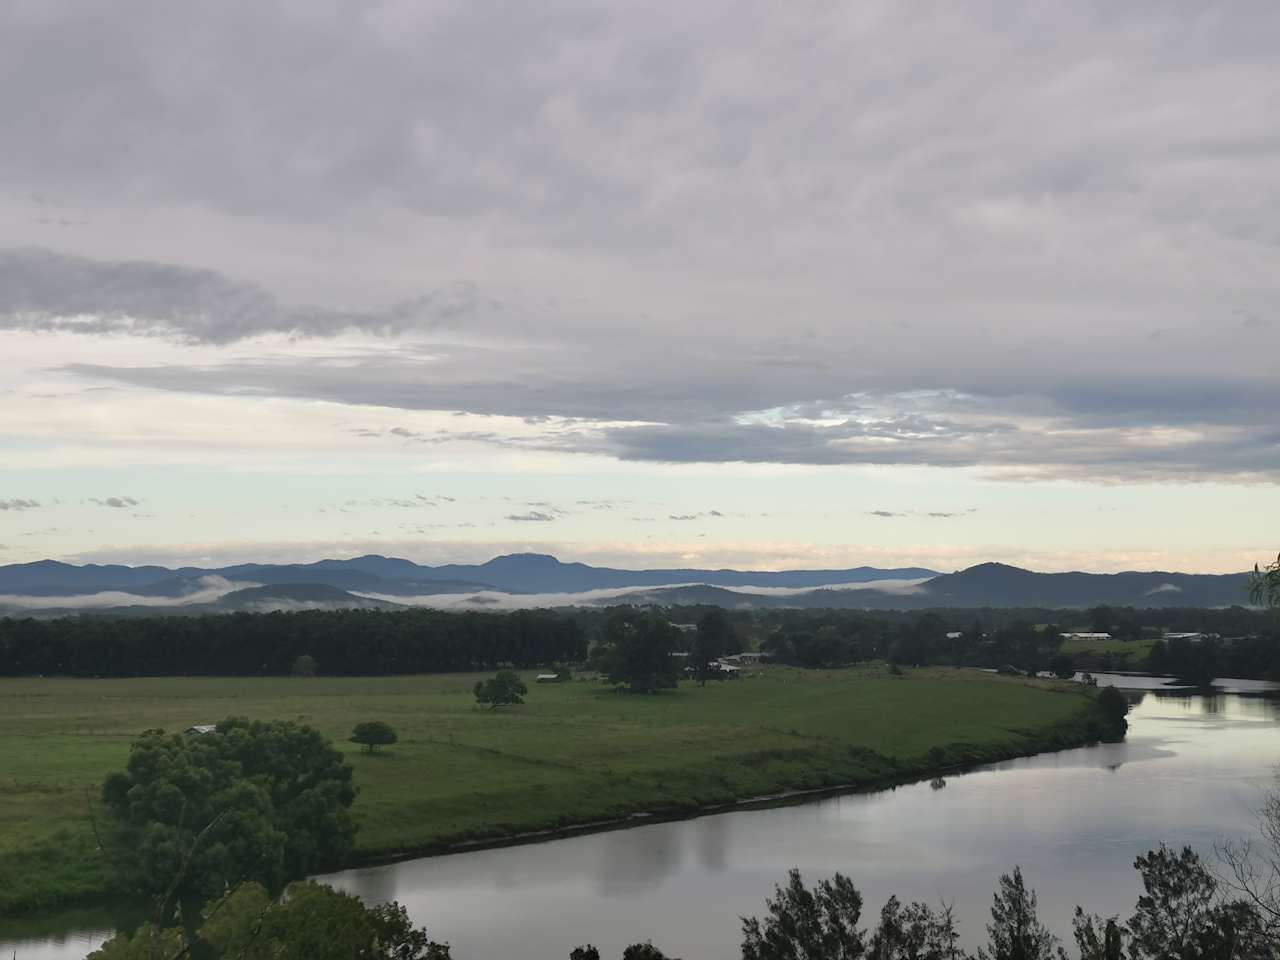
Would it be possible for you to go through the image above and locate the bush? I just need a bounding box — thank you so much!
[1096,685,1129,742]
[474,670,528,708]
[351,720,398,753]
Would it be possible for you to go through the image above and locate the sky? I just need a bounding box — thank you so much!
[1,1,1278,574]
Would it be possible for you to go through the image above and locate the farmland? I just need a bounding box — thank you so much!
[0,665,1105,918]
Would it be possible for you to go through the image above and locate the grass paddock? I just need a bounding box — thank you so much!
[0,664,1101,918]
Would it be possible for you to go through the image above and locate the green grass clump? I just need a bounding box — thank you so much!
[0,665,1102,918]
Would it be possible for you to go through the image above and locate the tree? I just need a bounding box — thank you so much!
[741,868,866,960]
[351,720,398,753]
[761,632,796,665]
[598,610,681,693]
[1127,845,1268,959]
[868,895,963,959]
[473,670,528,708]
[1048,653,1075,680]
[691,609,731,686]
[1095,686,1129,741]
[292,654,318,677]
[978,867,1055,960]
[86,923,187,960]
[621,943,674,960]
[1218,771,1280,935]
[91,881,450,960]
[1252,553,1280,609]
[99,718,357,917]
[570,948,601,960]
[1069,909,1125,960]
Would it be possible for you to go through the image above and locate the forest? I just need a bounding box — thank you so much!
[0,602,1275,680]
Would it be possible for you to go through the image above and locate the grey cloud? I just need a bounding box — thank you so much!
[505,511,557,522]
[335,497,438,510]
[90,496,139,508]
[60,354,1280,479]
[0,248,494,344]
[5,3,1280,484]
[0,499,40,511]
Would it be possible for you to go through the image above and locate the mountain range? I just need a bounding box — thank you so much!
[0,554,935,597]
[0,554,1257,615]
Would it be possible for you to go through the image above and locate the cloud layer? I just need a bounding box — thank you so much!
[1,0,1278,582]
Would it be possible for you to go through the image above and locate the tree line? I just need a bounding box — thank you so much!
[751,610,1280,680]
[0,608,586,677]
[1,601,1275,680]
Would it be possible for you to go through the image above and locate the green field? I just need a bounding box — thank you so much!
[0,665,1103,917]
[1060,636,1156,667]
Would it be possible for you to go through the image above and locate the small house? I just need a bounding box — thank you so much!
[184,724,217,736]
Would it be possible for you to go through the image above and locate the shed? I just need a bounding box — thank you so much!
[184,724,217,736]
[535,673,561,683]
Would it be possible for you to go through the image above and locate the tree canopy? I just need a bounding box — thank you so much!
[351,720,398,753]
[596,609,681,693]
[690,609,731,686]
[100,717,357,906]
[0,607,586,677]
[473,670,528,708]
[89,881,450,960]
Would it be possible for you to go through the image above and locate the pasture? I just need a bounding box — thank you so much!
[0,664,1099,916]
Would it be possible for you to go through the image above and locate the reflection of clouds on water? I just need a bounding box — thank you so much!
[696,815,729,873]
[335,864,400,907]
[596,821,684,896]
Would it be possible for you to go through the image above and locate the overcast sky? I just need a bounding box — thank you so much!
[2,1,1277,573]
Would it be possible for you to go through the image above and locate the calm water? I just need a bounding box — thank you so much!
[6,674,1278,959]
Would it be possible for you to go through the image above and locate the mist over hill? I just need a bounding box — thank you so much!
[0,553,1258,615]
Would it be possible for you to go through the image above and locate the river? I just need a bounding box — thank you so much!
[6,673,1278,958]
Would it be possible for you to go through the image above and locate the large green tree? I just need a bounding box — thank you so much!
[89,881,450,960]
[598,609,681,693]
[473,670,528,708]
[690,609,731,686]
[100,718,357,914]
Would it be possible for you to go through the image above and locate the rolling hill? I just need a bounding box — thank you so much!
[0,554,1257,613]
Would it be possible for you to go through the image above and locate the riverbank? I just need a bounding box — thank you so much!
[0,664,1110,919]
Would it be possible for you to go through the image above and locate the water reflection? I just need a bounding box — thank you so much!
[7,676,1278,960]
[313,679,1279,958]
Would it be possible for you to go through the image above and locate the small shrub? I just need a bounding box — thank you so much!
[351,720,398,753]
[474,670,528,708]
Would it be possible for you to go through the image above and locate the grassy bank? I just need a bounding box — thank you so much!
[1060,636,1156,669]
[0,665,1107,919]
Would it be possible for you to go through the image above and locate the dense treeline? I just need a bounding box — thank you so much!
[0,608,586,677]
[1148,634,1280,684]
[662,605,1279,679]
[1,602,1275,679]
